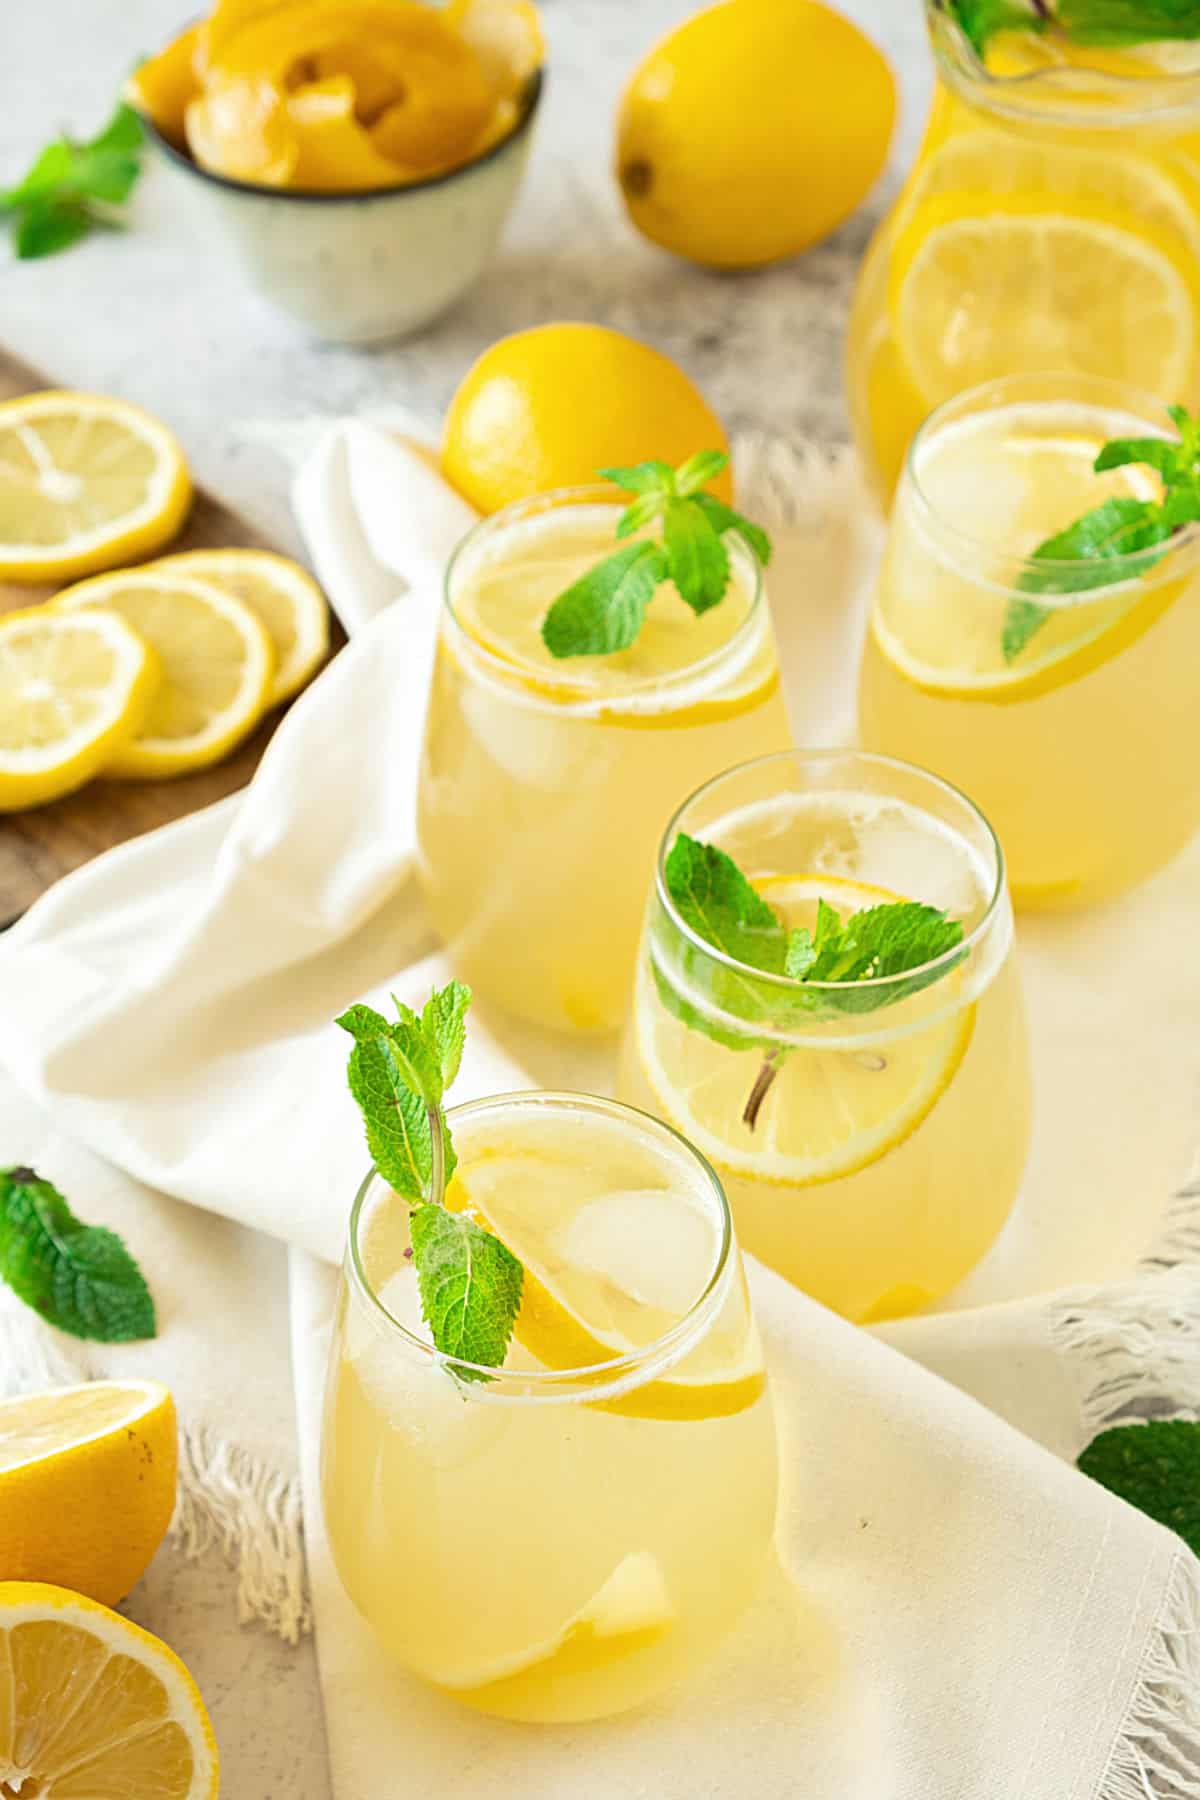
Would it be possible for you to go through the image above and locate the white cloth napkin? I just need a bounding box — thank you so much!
[1,420,1198,1799]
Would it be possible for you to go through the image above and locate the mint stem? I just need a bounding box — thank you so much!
[742,1053,782,1131]
[426,1104,447,1209]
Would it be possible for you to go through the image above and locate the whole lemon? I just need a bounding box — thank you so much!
[441,322,734,512]
[615,0,895,269]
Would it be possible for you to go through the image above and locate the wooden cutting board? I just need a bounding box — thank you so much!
[0,348,342,923]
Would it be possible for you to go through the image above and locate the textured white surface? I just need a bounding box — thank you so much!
[0,5,929,1796]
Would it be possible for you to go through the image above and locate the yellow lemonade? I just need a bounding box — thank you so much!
[618,751,1032,1322]
[321,1093,777,1724]
[416,491,790,1035]
[847,7,1200,503]
[858,377,1200,907]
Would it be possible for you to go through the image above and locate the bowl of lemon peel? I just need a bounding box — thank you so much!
[129,0,545,342]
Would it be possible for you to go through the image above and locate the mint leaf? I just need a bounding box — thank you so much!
[663,498,729,614]
[675,449,730,496]
[1077,1420,1200,1555]
[943,0,1044,54]
[598,460,677,496]
[664,834,787,973]
[785,899,966,1013]
[3,98,143,261]
[541,450,772,658]
[339,983,524,1372]
[541,540,668,657]
[0,1166,156,1342]
[689,494,773,568]
[410,1205,523,1379]
[1059,0,1200,46]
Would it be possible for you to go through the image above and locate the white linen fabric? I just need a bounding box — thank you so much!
[0,421,1198,1798]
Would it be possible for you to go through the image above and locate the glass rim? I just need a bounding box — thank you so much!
[345,1089,736,1401]
[654,747,1007,997]
[441,483,768,703]
[903,373,1200,586]
[927,0,1200,129]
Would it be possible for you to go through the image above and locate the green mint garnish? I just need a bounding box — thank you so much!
[659,835,965,1126]
[1003,404,1200,662]
[1078,1420,1200,1556]
[540,451,772,659]
[337,982,523,1377]
[2,99,144,261]
[944,0,1198,56]
[0,1166,156,1342]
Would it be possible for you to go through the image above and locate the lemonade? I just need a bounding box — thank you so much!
[321,1092,777,1723]
[416,490,789,1034]
[846,4,1200,503]
[858,377,1200,906]
[618,751,1031,1321]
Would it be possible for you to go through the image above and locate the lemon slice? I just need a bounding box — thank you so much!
[55,569,275,777]
[0,606,161,810]
[151,548,330,705]
[637,874,975,1187]
[0,391,191,583]
[0,1381,177,1606]
[874,418,1184,703]
[0,1582,219,1798]
[889,194,1200,408]
[436,1551,674,1695]
[448,1161,766,1422]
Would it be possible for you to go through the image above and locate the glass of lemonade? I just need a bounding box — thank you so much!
[321,1090,777,1724]
[619,750,1031,1323]
[847,0,1200,505]
[416,489,790,1036]
[858,374,1200,907]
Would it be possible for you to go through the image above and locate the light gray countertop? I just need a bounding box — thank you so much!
[1,5,931,1795]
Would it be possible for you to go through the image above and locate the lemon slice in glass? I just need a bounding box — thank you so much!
[55,569,275,778]
[0,605,160,810]
[0,391,191,583]
[638,874,974,1187]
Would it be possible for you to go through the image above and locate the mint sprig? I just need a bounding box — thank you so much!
[2,100,144,261]
[658,835,965,1125]
[1078,1420,1200,1555]
[1003,404,1200,662]
[943,0,1198,56]
[337,983,523,1376]
[540,452,771,659]
[0,1166,156,1342]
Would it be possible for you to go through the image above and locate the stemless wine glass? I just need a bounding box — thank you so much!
[321,1091,778,1724]
[847,0,1200,506]
[619,750,1032,1323]
[857,374,1200,907]
[416,488,790,1036]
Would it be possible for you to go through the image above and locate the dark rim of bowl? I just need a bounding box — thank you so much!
[136,65,544,203]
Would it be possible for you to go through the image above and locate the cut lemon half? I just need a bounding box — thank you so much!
[448,1159,766,1422]
[55,569,275,777]
[436,1551,674,1696]
[637,874,974,1187]
[0,1381,177,1607]
[151,547,330,705]
[0,1582,218,1798]
[0,391,191,583]
[0,606,161,810]
[889,193,1200,409]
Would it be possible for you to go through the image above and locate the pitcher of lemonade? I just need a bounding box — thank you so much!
[847,0,1200,505]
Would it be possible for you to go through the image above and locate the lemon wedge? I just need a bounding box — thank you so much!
[0,1381,177,1606]
[0,606,161,810]
[55,568,275,777]
[436,1551,674,1696]
[0,1582,218,1798]
[889,194,1200,408]
[637,874,974,1188]
[449,1159,766,1422]
[0,392,191,583]
[151,547,330,705]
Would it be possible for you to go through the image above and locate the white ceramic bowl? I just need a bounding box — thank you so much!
[140,71,543,345]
